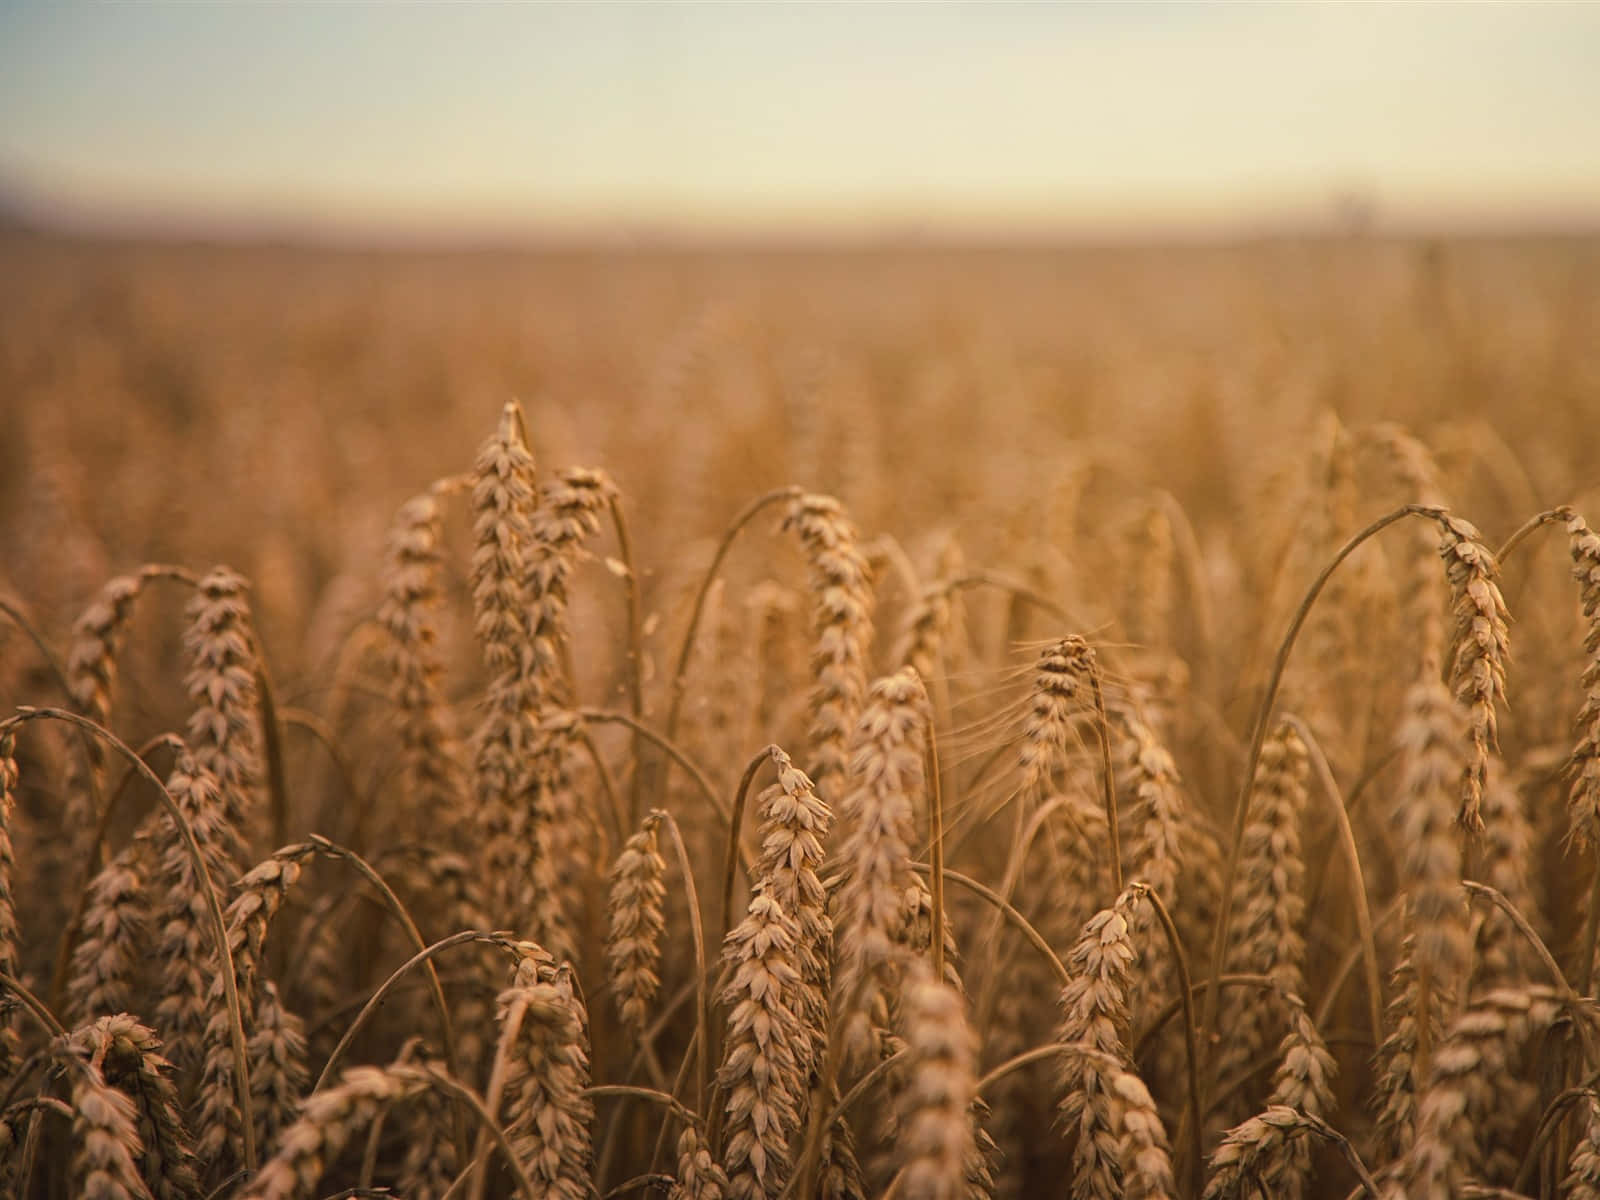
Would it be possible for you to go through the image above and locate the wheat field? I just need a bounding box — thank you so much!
[2,232,1599,1199]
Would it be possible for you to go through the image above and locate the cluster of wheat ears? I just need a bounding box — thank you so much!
[3,396,1600,1200]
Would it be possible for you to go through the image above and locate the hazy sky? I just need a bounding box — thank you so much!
[2,2,1598,239]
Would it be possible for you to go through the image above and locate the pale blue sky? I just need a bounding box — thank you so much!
[2,2,1597,239]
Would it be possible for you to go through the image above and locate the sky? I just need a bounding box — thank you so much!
[1,1,1598,242]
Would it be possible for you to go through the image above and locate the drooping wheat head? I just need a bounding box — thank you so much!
[499,960,595,1200]
[1436,513,1511,833]
[68,1012,201,1200]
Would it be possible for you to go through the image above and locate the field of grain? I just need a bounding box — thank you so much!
[2,231,1598,1199]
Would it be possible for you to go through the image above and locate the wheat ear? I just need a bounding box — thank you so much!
[673,1122,732,1200]
[152,749,242,1088]
[1214,719,1309,1122]
[467,402,540,926]
[183,565,263,847]
[1437,514,1511,833]
[65,842,149,1026]
[753,745,834,1081]
[56,1032,153,1200]
[895,957,981,1200]
[195,845,314,1172]
[378,478,468,829]
[607,810,667,1036]
[240,1064,430,1200]
[1203,1107,1363,1200]
[718,884,807,1200]
[1055,887,1148,1200]
[1566,1093,1600,1200]
[832,668,925,1076]
[1372,670,1468,1161]
[67,1013,201,1200]
[1568,510,1600,847]
[499,960,595,1200]
[783,492,876,805]
[0,731,19,1074]
[1404,988,1561,1196]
